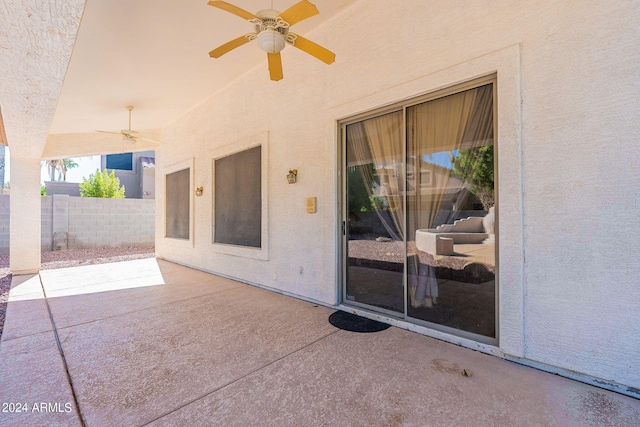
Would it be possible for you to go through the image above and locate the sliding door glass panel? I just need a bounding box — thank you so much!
[345,111,404,314]
[406,84,496,338]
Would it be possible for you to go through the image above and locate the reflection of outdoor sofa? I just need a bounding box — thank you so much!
[415,216,488,256]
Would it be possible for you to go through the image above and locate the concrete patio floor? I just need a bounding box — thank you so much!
[0,259,638,427]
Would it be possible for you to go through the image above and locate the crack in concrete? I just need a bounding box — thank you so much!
[139,328,341,426]
[40,274,86,427]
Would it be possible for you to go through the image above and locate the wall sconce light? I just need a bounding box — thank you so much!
[287,169,298,184]
[195,186,204,197]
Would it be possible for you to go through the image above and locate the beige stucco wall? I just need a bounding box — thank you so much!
[9,157,42,273]
[156,1,640,393]
[1,0,86,273]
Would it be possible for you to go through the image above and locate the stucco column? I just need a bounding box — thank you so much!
[10,156,42,274]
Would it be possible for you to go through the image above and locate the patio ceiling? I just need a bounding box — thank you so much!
[49,0,357,136]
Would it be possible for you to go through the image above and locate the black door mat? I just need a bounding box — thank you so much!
[328,311,391,333]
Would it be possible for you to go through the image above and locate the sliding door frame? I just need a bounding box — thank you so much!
[338,74,498,345]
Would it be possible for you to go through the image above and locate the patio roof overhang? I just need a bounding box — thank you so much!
[0,1,85,158]
[0,0,357,273]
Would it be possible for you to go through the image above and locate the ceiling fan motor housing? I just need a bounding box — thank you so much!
[257,29,286,53]
[255,9,289,53]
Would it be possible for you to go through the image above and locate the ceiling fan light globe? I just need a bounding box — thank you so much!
[257,29,286,53]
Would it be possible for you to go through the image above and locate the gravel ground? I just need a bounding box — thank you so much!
[0,245,155,341]
[348,239,494,272]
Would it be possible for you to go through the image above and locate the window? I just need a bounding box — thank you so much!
[105,153,133,171]
[214,146,261,248]
[165,167,190,239]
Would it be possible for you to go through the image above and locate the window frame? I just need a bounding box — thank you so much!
[210,132,269,260]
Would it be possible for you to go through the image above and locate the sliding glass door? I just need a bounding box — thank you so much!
[343,79,496,341]
[344,111,405,315]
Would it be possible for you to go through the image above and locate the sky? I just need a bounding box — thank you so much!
[4,147,102,185]
[424,151,456,169]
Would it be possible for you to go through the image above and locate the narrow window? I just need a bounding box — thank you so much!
[214,146,261,248]
[165,168,190,239]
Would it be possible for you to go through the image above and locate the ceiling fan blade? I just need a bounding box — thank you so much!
[267,52,283,81]
[209,35,253,58]
[95,130,123,135]
[122,130,141,139]
[290,34,335,64]
[279,0,319,26]
[207,1,257,21]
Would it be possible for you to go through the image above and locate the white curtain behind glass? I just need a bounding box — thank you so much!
[346,111,404,241]
[407,84,494,308]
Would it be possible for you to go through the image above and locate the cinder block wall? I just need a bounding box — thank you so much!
[0,195,9,252]
[67,197,155,249]
[41,195,53,251]
[0,194,154,253]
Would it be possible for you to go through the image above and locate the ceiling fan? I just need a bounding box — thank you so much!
[95,106,162,145]
[207,0,336,81]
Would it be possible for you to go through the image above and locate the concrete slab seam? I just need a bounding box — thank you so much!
[51,282,247,332]
[39,274,86,427]
[0,328,55,344]
[139,329,341,426]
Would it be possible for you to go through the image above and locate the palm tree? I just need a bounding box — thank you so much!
[60,158,79,181]
[43,158,79,182]
[44,160,60,181]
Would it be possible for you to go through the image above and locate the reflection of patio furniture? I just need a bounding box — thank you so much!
[416,216,488,256]
[416,232,455,256]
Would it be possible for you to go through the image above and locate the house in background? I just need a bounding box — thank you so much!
[1,0,639,400]
[102,151,155,199]
[43,180,81,197]
[45,150,155,198]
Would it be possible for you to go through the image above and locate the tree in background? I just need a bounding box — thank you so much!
[43,158,79,182]
[79,169,125,198]
[452,145,494,210]
[44,160,58,181]
[60,159,79,181]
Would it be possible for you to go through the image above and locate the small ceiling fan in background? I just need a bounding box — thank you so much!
[208,0,336,81]
[95,106,163,145]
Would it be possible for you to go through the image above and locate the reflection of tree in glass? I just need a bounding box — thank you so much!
[347,164,390,217]
[348,164,373,219]
[452,145,494,210]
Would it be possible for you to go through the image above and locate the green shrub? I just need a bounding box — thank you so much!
[79,169,125,198]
